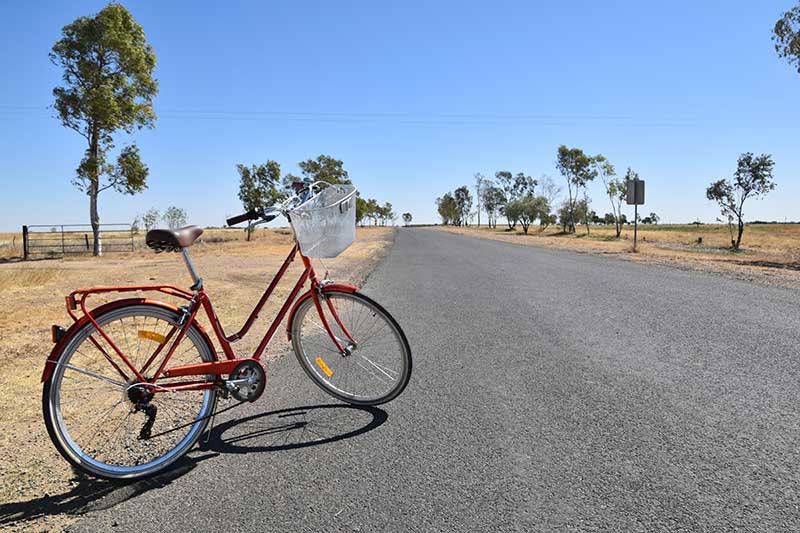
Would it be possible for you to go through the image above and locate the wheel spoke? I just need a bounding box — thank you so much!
[47,305,215,479]
[294,293,409,404]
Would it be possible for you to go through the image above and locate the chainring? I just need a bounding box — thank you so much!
[227,360,266,402]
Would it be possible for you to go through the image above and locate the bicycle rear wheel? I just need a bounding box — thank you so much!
[43,304,216,480]
[291,291,412,406]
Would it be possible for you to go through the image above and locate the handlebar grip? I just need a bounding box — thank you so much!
[226,209,258,226]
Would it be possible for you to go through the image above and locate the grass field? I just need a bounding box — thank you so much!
[435,223,800,288]
[0,226,395,531]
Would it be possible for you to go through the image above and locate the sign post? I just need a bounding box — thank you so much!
[626,179,645,252]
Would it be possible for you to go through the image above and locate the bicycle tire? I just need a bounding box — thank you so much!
[290,291,412,406]
[42,304,217,480]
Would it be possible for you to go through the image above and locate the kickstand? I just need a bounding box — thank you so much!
[202,408,217,445]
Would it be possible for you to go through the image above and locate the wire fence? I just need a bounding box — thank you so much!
[22,224,135,259]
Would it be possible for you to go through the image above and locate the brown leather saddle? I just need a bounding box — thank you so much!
[145,226,204,252]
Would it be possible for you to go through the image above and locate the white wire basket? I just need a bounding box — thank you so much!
[288,184,357,258]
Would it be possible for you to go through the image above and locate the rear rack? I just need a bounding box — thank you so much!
[66,285,193,323]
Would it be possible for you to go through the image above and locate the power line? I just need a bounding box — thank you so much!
[0,104,698,127]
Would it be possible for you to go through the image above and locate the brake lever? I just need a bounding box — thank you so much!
[250,214,278,228]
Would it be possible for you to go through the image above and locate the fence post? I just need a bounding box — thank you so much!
[22,225,28,261]
[61,225,66,255]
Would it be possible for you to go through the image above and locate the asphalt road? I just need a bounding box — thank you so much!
[71,228,800,531]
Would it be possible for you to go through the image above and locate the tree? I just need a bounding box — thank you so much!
[538,174,562,207]
[298,154,350,185]
[51,4,158,255]
[381,202,396,226]
[494,171,536,229]
[579,194,593,234]
[366,198,380,226]
[142,208,160,230]
[453,186,473,227]
[557,202,572,232]
[773,4,800,73]
[237,161,283,241]
[162,206,187,229]
[355,193,369,226]
[474,173,487,227]
[436,193,458,225]
[481,184,504,229]
[556,146,596,233]
[540,212,557,231]
[706,152,776,250]
[402,212,412,226]
[595,155,627,238]
[505,195,549,234]
[648,212,660,224]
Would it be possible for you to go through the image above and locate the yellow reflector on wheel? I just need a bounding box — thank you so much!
[138,330,166,344]
[315,357,333,377]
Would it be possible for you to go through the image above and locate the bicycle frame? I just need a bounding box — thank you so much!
[41,244,358,393]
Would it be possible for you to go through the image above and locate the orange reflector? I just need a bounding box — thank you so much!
[138,330,166,344]
[315,357,333,377]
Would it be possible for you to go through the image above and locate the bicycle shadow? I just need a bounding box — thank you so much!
[200,403,388,454]
[0,403,387,530]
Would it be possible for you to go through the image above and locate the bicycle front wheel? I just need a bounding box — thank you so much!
[291,291,412,406]
[43,304,216,480]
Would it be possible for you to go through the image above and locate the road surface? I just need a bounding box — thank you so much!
[71,228,800,531]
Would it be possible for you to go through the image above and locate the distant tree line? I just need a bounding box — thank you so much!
[234,154,407,239]
[356,195,396,226]
[133,206,188,232]
[436,142,778,252]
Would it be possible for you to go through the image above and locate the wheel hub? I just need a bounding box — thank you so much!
[126,383,154,405]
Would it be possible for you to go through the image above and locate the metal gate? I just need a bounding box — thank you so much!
[22,224,135,259]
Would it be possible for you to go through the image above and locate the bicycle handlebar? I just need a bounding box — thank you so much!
[226,207,280,227]
[227,181,334,226]
[226,209,259,226]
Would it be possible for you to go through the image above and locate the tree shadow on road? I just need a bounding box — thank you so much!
[0,403,386,531]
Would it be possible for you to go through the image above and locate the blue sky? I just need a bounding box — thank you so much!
[1,0,798,230]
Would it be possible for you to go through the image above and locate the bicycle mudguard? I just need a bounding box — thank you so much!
[285,283,358,341]
[40,297,215,383]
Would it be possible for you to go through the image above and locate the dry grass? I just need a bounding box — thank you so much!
[0,232,23,261]
[0,226,395,531]
[435,224,800,288]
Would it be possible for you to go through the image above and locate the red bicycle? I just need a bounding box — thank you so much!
[41,181,412,480]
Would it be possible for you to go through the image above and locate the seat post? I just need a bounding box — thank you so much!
[181,248,203,290]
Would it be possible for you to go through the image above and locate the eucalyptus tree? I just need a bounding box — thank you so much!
[162,206,187,230]
[556,146,596,233]
[298,154,351,184]
[142,208,160,230]
[481,184,504,229]
[474,173,487,226]
[237,161,283,240]
[453,186,473,227]
[706,153,776,250]
[774,3,800,73]
[51,4,157,255]
[594,155,626,238]
[505,196,549,234]
[436,193,459,225]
